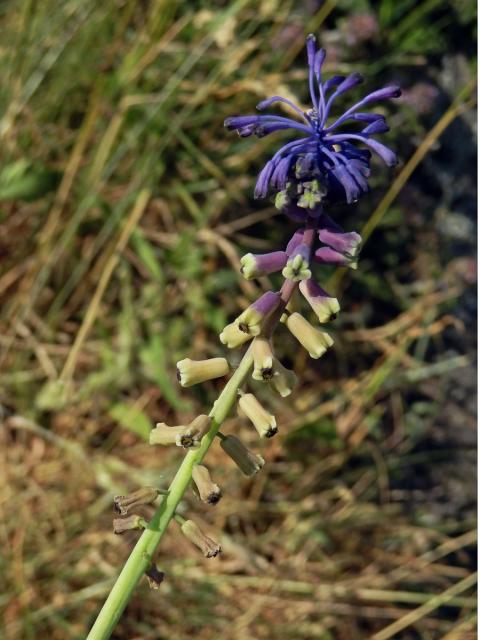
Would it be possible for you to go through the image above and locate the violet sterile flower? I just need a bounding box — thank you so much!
[225,34,400,208]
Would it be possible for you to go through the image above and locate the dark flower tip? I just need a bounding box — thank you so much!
[225,36,401,206]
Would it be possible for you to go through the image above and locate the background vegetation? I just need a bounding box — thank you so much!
[0,0,476,638]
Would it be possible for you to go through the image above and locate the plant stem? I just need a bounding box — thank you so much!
[86,346,254,640]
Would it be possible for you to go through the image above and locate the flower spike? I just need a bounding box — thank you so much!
[89,35,402,636]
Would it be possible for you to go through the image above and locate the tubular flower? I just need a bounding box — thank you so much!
[176,358,229,387]
[299,278,340,323]
[238,392,278,439]
[235,291,281,336]
[219,434,265,477]
[114,487,160,516]
[285,312,334,359]
[252,336,275,381]
[219,321,253,349]
[150,415,211,449]
[113,515,146,535]
[225,34,400,206]
[192,464,222,505]
[240,251,288,280]
[220,291,281,348]
[317,212,362,258]
[180,519,221,558]
[314,246,358,269]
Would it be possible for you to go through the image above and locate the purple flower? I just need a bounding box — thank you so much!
[240,251,288,280]
[225,34,400,205]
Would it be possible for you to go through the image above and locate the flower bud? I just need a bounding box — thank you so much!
[176,357,229,387]
[282,244,312,282]
[145,563,165,589]
[192,464,222,504]
[240,251,288,280]
[252,336,274,381]
[220,434,265,477]
[269,358,297,397]
[314,246,357,269]
[299,278,340,323]
[114,487,160,516]
[286,312,333,359]
[318,227,362,259]
[180,519,221,558]
[235,291,281,336]
[113,514,146,534]
[219,321,253,348]
[238,393,277,438]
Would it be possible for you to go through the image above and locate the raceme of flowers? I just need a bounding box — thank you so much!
[106,35,399,597]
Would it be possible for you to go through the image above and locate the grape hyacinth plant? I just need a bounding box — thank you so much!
[87,35,400,639]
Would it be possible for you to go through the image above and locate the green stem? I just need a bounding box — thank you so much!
[86,346,254,640]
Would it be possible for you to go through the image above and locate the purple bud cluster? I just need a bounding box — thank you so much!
[241,211,360,284]
[225,34,400,206]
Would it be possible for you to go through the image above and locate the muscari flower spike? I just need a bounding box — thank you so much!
[225,34,400,208]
